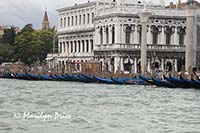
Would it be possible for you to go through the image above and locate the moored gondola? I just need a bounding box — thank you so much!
[152,78,175,88]
[139,76,154,85]
[93,76,115,84]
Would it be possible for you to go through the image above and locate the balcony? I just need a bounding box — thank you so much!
[94,43,185,52]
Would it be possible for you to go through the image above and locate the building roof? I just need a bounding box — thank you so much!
[165,1,200,9]
[57,1,96,12]
[43,10,49,22]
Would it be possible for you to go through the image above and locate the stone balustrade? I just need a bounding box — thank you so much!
[94,43,185,52]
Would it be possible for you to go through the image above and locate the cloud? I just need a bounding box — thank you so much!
[0,0,200,29]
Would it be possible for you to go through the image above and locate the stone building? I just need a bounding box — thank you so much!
[47,0,200,74]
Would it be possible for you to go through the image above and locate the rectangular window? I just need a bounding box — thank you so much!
[87,13,90,24]
[79,15,81,25]
[82,40,85,52]
[75,15,78,25]
[68,17,70,27]
[64,18,66,27]
[71,16,74,26]
[71,41,73,53]
[60,18,63,27]
[91,40,93,50]
[86,40,89,52]
[83,14,85,25]
[92,13,94,23]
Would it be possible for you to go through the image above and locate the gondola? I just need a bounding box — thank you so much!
[139,76,154,85]
[180,76,193,88]
[39,75,55,81]
[54,75,68,81]
[111,77,132,84]
[24,73,40,80]
[169,76,191,88]
[191,78,200,89]
[164,75,189,88]
[61,74,74,81]
[93,75,115,84]
[152,78,175,88]
[77,75,94,83]
[81,74,97,83]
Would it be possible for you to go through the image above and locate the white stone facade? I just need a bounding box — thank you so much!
[47,0,200,73]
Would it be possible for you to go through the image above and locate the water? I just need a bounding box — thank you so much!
[0,79,200,133]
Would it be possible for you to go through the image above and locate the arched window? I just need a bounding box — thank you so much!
[100,28,103,44]
[112,26,115,44]
[152,26,159,44]
[125,26,132,44]
[165,27,172,45]
[178,27,186,46]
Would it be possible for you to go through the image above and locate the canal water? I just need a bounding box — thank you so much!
[0,79,200,133]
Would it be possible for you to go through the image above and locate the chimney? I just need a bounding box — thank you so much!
[178,0,181,8]
[170,2,173,9]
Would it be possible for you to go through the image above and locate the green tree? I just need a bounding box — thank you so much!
[13,24,54,65]
[0,43,14,64]
[2,27,16,45]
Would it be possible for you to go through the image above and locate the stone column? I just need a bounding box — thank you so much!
[103,26,107,44]
[121,25,126,44]
[134,26,138,44]
[138,10,151,74]
[58,42,61,53]
[185,5,196,72]
[130,26,134,44]
[109,26,113,44]
[160,27,165,45]
[80,40,83,53]
[134,58,137,73]
[61,42,64,54]
[174,27,178,45]
[147,26,152,45]
[114,57,120,73]
[115,23,121,44]
[120,57,124,72]
[147,58,151,72]
[94,27,100,48]
[174,59,178,72]
[161,59,164,71]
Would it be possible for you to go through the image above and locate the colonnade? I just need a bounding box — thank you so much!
[100,57,180,73]
[95,24,186,46]
[58,39,94,55]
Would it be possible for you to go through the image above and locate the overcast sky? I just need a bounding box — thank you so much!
[0,0,197,29]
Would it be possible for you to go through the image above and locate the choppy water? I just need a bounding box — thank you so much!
[0,79,200,133]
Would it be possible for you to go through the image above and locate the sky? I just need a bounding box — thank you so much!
[0,0,198,29]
